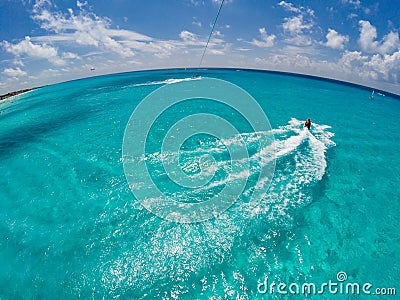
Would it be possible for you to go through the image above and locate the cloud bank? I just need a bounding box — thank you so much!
[0,0,399,95]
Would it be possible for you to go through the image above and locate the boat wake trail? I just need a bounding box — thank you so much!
[130,117,335,217]
[132,76,201,87]
[248,118,336,222]
[92,118,335,297]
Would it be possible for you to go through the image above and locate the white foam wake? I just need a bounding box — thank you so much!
[239,118,336,225]
[100,118,336,296]
[130,118,335,212]
[133,76,202,87]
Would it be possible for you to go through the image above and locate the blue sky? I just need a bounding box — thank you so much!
[1,0,399,95]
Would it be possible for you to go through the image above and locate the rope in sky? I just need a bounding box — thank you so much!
[199,0,225,67]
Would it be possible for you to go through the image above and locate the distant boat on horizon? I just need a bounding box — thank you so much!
[369,90,386,100]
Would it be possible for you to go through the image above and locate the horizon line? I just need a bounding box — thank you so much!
[2,67,399,100]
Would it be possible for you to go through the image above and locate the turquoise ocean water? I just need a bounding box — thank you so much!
[0,69,399,299]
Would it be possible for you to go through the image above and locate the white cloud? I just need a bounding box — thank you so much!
[323,29,349,50]
[379,31,400,54]
[33,0,52,12]
[365,51,400,81]
[102,29,152,42]
[5,0,398,96]
[32,6,136,57]
[341,0,361,9]
[13,59,25,67]
[279,2,315,47]
[282,15,312,35]
[251,45,400,94]
[120,39,174,58]
[190,0,204,6]
[285,35,313,46]
[31,35,76,43]
[339,50,368,70]
[28,1,198,61]
[359,20,400,55]
[2,36,66,65]
[235,47,251,52]
[358,20,379,53]
[211,0,233,4]
[339,49,400,82]
[129,28,226,58]
[23,0,229,65]
[0,9,225,94]
[177,30,229,58]
[179,29,224,48]
[2,67,27,77]
[254,54,329,77]
[180,30,199,43]
[281,15,313,46]
[30,2,226,62]
[62,52,80,59]
[363,7,371,15]
[278,1,315,16]
[348,13,358,19]
[214,30,224,37]
[249,28,276,48]
[192,20,202,27]
[76,1,88,9]
[278,1,301,13]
